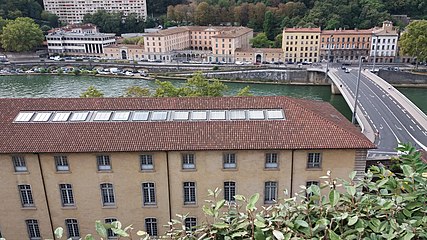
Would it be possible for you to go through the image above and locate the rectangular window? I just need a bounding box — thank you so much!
[265,153,278,168]
[140,154,154,170]
[223,153,236,169]
[182,154,195,169]
[97,155,111,171]
[55,156,69,171]
[224,181,236,202]
[105,218,118,238]
[142,182,156,205]
[19,185,34,207]
[12,156,27,172]
[307,153,322,168]
[264,181,277,204]
[26,219,41,240]
[183,182,196,205]
[100,183,115,206]
[60,184,74,206]
[185,217,197,231]
[65,219,80,239]
[145,218,158,236]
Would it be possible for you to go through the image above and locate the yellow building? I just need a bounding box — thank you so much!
[282,27,321,63]
[0,96,374,239]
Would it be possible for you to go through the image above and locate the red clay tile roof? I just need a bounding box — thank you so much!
[0,97,375,153]
[284,27,321,33]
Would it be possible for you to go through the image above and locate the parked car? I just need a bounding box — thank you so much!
[344,68,351,73]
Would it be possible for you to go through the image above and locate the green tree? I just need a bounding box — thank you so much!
[273,33,282,48]
[40,10,59,28]
[80,86,104,98]
[250,32,273,48]
[0,17,43,52]
[236,86,253,96]
[263,11,275,40]
[122,86,151,97]
[399,20,427,68]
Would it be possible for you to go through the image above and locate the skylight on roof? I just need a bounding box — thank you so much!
[33,112,52,122]
[173,111,189,120]
[52,112,71,122]
[210,110,226,120]
[248,110,264,120]
[133,111,149,121]
[112,111,130,121]
[266,110,285,119]
[15,112,34,122]
[93,111,112,121]
[191,111,207,120]
[229,110,246,120]
[151,111,168,121]
[70,112,89,121]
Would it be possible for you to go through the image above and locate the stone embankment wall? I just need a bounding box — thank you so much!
[199,69,329,84]
[378,70,427,85]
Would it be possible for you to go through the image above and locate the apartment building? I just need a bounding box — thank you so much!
[43,0,147,24]
[282,27,321,63]
[142,26,253,63]
[370,21,399,63]
[46,24,116,56]
[0,96,374,239]
[320,29,372,64]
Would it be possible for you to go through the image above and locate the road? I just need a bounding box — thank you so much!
[331,67,427,159]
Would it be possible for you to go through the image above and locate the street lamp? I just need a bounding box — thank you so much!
[325,35,333,81]
[372,35,378,71]
[351,56,365,124]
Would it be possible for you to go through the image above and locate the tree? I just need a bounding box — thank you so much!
[122,86,151,97]
[80,86,104,98]
[273,33,282,48]
[250,32,273,48]
[153,72,228,97]
[263,11,275,40]
[236,86,253,96]
[399,20,427,68]
[194,2,211,25]
[0,17,43,52]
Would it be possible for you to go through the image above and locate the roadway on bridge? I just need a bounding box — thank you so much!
[330,68,427,159]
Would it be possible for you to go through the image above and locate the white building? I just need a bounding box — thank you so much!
[46,25,116,56]
[43,0,147,24]
[370,21,398,63]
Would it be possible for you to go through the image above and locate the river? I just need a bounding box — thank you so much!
[0,75,425,120]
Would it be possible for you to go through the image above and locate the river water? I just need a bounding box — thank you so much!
[0,75,425,120]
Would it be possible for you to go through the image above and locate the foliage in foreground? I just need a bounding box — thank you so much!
[166,143,427,239]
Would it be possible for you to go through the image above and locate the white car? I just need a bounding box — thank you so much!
[235,61,244,65]
[344,68,351,73]
[125,71,134,76]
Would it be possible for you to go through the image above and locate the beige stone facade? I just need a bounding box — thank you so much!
[142,26,253,63]
[235,48,284,63]
[104,44,145,60]
[282,27,321,63]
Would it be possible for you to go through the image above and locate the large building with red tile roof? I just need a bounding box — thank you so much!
[0,96,374,239]
[282,27,322,63]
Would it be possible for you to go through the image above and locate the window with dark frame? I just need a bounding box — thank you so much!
[97,155,111,171]
[224,181,236,202]
[140,154,154,170]
[185,217,197,231]
[105,218,118,238]
[142,182,156,205]
[183,182,196,205]
[12,156,27,172]
[182,154,195,169]
[264,181,277,204]
[145,218,158,236]
[19,184,34,207]
[65,219,80,239]
[59,184,74,206]
[265,153,278,168]
[223,153,236,169]
[307,153,322,168]
[100,183,115,206]
[55,156,69,171]
[26,219,41,240]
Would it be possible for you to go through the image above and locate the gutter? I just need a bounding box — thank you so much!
[290,150,295,197]
[166,151,172,222]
